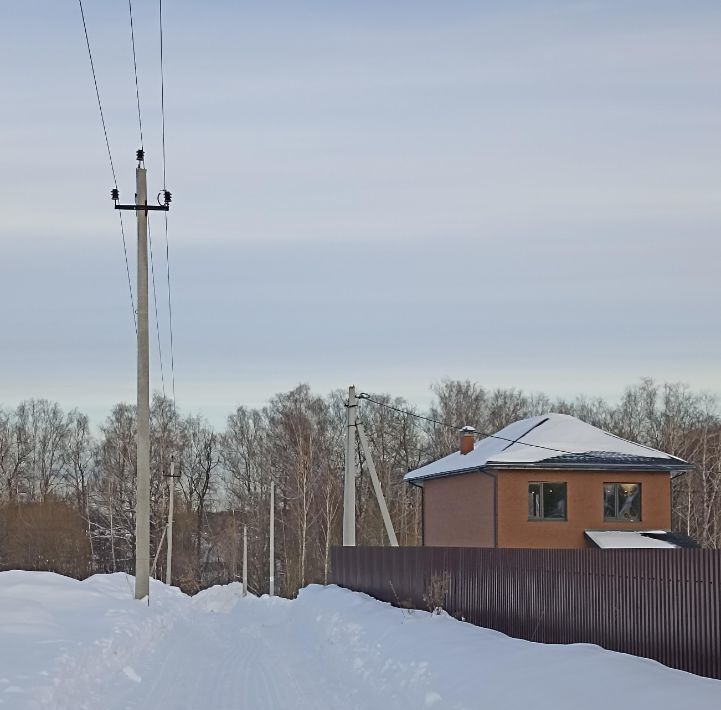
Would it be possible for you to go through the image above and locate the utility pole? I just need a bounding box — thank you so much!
[343,385,357,546]
[112,150,171,600]
[165,457,176,586]
[242,525,248,597]
[356,421,399,546]
[109,475,116,571]
[134,154,150,600]
[269,481,275,596]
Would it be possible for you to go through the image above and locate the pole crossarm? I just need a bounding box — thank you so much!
[115,204,170,212]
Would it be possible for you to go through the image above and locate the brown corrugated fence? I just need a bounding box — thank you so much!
[329,547,721,680]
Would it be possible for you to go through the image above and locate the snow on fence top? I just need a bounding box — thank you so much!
[404,413,691,482]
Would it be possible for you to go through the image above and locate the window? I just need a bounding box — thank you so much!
[604,483,641,522]
[528,482,567,520]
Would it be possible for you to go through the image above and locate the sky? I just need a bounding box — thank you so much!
[1,1,720,427]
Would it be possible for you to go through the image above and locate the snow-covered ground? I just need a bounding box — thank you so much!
[0,572,719,709]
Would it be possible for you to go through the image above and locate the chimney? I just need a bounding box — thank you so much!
[459,426,476,455]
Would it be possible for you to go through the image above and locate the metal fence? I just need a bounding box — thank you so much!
[329,546,721,680]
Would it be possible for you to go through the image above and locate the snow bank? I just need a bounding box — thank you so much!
[293,585,721,709]
[0,572,719,709]
[0,571,187,708]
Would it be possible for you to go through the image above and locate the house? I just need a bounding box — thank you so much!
[404,413,693,549]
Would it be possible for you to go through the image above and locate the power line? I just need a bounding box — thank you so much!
[148,221,166,398]
[77,0,136,333]
[78,0,117,184]
[357,394,576,456]
[127,0,144,148]
[117,212,137,335]
[159,0,177,410]
[164,214,177,409]
[359,396,457,430]
[159,0,167,189]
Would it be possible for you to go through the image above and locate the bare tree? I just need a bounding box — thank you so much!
[0,405,33,503]
[91,403,137,572]
[64,410,93,517]
[427,380,487,458]
[3,375,721,591]
[178,416,221,587]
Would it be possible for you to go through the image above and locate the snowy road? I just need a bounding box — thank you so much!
[1,572,721,710]
[103,594,402,710]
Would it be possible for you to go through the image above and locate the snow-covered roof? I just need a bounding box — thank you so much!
[404,413,690,483]
[585,530,678,549]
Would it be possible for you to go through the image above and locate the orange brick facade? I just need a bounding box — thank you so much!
[423,472,495,547]
[423,469,671,549]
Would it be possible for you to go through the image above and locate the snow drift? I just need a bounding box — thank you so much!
[0,571,719,709]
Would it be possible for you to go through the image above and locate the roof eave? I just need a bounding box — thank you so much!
[404,465,487,484]
[405,460,693,484]
[485,461,692,473]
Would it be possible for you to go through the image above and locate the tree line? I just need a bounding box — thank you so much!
[0,378,719,595]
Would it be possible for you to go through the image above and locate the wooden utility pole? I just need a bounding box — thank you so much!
[269,481,275,596]
[166,457,176,586]
[112,150,170,600]
[343,385,357,546]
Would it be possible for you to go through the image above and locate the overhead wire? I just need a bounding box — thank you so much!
[357,394,576,456]
[77,0,136,334]
[125,0,174,404]
[159,0,167,190]
[159,0,177,410]
[127,0,144,148]
[116,214,137,335]
[163,224,177,409]
[148,222,167,398]
[78,0,117,187]
[80,0,176,397]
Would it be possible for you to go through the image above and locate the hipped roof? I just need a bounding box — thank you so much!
[404,413,690,483]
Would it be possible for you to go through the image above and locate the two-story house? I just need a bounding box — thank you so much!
[404,413,693,549]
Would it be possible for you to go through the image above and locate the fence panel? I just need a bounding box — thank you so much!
[329,547,721,680]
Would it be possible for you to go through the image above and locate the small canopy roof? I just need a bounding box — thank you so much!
[585,530,677,549]
[404,413,690,483]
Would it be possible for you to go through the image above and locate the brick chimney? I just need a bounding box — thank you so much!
[459,426,476,455]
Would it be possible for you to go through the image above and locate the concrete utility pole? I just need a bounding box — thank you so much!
[242,525,248,597]
[112,150,170,601]
[166,457,175,586]
[356,421,399,547]
[134,158,150,601]
[343,385,357,546]
[269,482,275,596]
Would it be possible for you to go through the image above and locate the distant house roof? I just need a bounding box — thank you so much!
[584,530,698,549]
[404,413,691,483]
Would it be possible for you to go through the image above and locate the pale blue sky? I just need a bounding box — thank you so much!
[1,1,720,426]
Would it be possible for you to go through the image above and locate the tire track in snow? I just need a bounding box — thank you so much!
[110,595,409,710]
[29,587,457,710]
